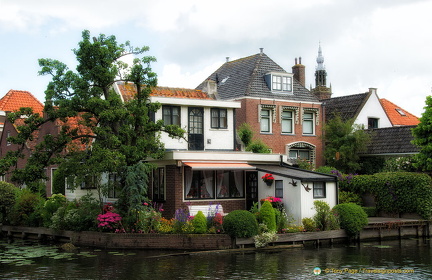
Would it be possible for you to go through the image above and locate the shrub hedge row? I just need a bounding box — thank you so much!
[349,172,432,219]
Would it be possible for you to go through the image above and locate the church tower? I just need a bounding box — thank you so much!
[311,43,332,100]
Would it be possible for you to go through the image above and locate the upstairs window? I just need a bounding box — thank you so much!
[265,72,293,92]
[368,118,379,129]
[211,108,227,129]
[163,105,180,125]
[302,112,314,135]
[260,109,271,133]
[281,110,294,134]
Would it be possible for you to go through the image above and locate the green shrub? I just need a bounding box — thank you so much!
[333,203,368,237]
[350,172,432,219]
[362,207,377,217]
[302,217,316,232]
[9,189,44,226]
[237,123,253,147]
[246,140,271,153]
[0,181,18,224]
[313,200,339,231]
[223,210,258,238]
[52,194,100,231]
[192,211,208,234]
[339,191,362,205]
[41,194,67,227]
[260,201,276,232]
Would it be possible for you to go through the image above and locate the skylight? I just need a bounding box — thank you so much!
[395,108,406,116]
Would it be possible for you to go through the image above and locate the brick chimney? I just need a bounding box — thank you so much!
[292,57,305,87]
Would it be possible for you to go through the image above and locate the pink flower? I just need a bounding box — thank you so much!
[144,202,148,206]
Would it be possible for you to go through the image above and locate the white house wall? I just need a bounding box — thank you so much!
[157,106,236,151]
[300,181,337,221]
[257,171,337,225]
[355,90,392,128]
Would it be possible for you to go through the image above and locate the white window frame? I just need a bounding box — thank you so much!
[260,109,272,133]
[313,182,326,198]
[281,110,294,134]
[302,112,315,135]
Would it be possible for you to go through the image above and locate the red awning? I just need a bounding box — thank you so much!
[183,162,255,170]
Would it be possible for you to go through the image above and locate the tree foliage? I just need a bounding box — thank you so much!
[412,96,432,172]
[323,114,371,173]
[0,30,185,204]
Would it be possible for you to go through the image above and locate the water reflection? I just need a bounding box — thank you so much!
[1,238,431,279]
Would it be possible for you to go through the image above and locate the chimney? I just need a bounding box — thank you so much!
[292,57,306,87]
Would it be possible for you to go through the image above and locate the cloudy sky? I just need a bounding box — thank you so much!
[1,0,431,116]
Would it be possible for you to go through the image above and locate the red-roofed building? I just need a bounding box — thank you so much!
[380,98,420,126]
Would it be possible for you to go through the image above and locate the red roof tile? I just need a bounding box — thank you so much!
[380,98,420,126]
[0,90,44,115]
[116,82,212,102]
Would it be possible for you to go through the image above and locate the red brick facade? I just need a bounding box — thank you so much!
[236,98,324,167]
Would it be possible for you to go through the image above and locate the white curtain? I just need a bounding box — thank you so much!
[216,170,224,197]
[233,170,244,197]
[184,168,193,197]
[203,170,214,198]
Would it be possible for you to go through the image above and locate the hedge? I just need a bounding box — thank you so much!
[350,172,432,219]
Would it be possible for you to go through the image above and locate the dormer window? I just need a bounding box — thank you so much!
[265,72,293,93]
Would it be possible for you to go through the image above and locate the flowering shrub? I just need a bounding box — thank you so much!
[261,173,275,184]
[97,211,122,231]
[253,223,278,248]
[157,217,174,233]
[281,225,304,233]
[260,196,282,203]
[207,212,224,234]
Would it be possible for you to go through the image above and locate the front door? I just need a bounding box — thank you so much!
[245,171,258,210]
[188,107,204,150]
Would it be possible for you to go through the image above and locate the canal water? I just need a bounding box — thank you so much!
[1,238,431,279]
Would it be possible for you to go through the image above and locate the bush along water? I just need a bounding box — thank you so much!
[192,211,207,234]
[312,200,339,231]
[259,200,277,232]
[223,210,258,238]
[333,203,368,237]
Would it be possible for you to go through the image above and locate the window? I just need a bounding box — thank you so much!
[368,118,379,129]
[289,149,310,160]
[108,173,121,198]
[80,176,98,189]
[6,131,11,146]
[260,109,271,133]
[271,75,292,92]
[211,108,227,129]
[216,170,244,198]
[302,112,314,135]
[275,180,283,198]
[184,168,245,200]
[281,110,294,133]
[395,108,406,116]
[162,105,180,125]
[313,182,326,198]
[153,168,165,201]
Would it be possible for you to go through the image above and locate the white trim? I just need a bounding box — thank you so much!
[150,96,241,108]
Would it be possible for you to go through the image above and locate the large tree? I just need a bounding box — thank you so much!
[0,30,184,200]
[323,114,371,173]
[412,96,432,172]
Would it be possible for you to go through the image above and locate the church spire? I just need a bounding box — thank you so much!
[316,42,325,71]
[311,42,332,100]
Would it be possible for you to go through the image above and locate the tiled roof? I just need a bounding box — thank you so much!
[0,90,44,115]
[361,125,419,155]
[322,92,370,122]
[380,98,419,126]
[116,82,212,102]
[196,52,318,102]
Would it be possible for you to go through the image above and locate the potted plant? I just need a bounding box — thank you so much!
[261,173,275,186]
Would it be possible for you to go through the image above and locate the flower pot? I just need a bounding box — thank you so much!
[265,180,273,186]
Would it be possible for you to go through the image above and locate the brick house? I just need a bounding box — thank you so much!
[196,49,324,167]
[0,90,44,186]
[114,82,337,223]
